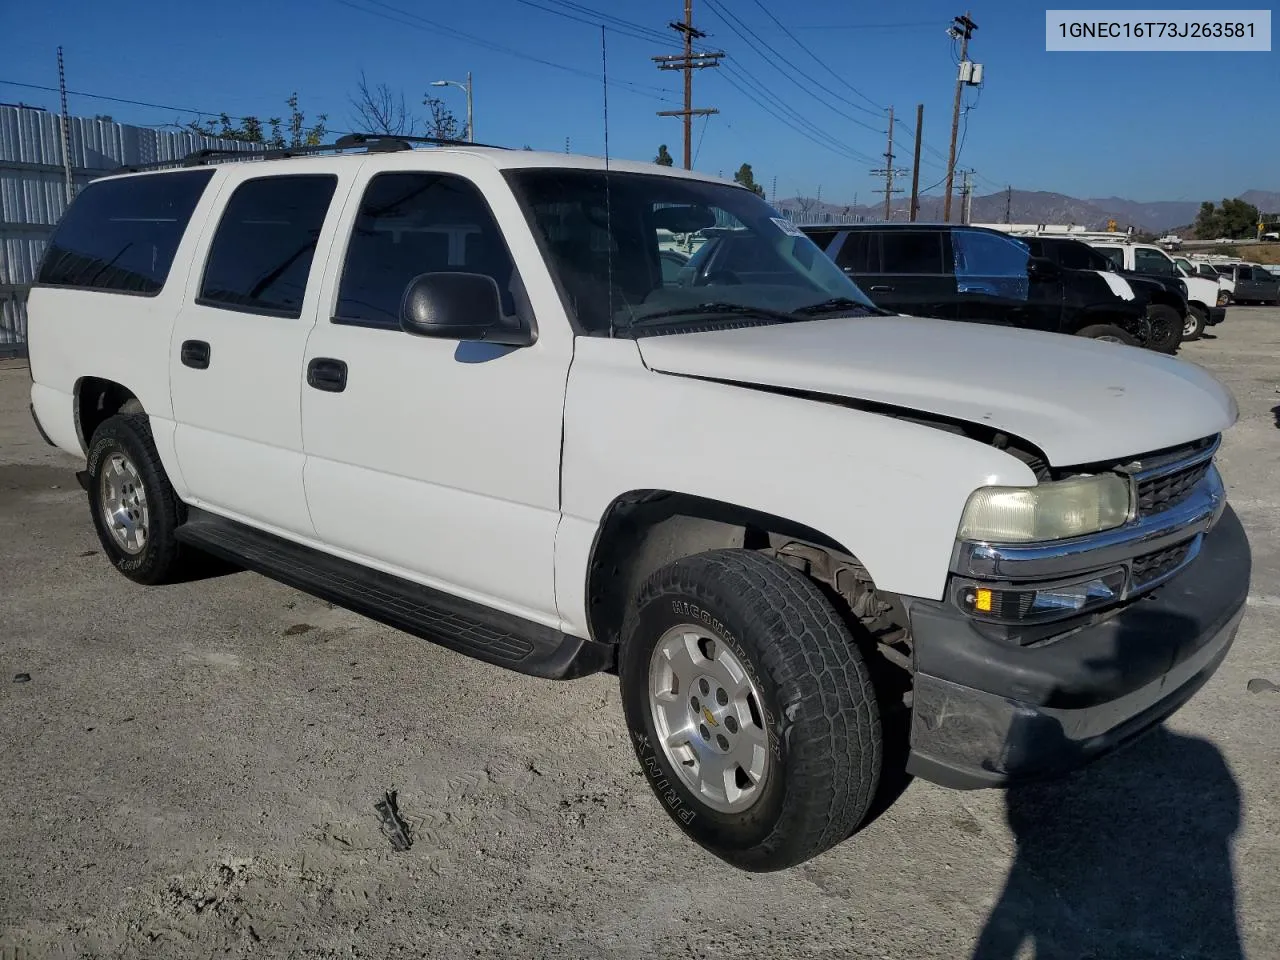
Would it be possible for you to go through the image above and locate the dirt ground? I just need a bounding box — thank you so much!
[2,312,1279,960]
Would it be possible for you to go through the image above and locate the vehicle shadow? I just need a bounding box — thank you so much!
[1271,404,1280,429]
[972,612,1244,960]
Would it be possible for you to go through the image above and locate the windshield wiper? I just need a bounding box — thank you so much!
[790,297,882,317]
[626,302,803,328]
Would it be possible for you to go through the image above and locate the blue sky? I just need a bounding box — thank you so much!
[3,0,1275,203]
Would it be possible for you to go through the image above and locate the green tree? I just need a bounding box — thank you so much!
[734,163,766,197]
[187,94,326,149]
[654,144,674,166]
[1194,198,1261,239]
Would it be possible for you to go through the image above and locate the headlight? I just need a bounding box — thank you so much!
[957,474,1132,543]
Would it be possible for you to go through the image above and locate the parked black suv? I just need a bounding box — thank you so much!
[795,223,1160,349]
[1020,236,1185,354]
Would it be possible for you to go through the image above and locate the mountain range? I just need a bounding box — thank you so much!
[776,189,1280,233]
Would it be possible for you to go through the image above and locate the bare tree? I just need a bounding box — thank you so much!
[423,96,461,140]
[350,72,417,136]
[794,196,819,218]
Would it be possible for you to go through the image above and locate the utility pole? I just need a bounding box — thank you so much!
[909,103,924,221]
[770,175,777,202]
[56,46,73,204]
[1004,185,1012,223]
[869,106,907,221]
[653,1,723,170]
[960,169,975,225]
[943,12,978,222]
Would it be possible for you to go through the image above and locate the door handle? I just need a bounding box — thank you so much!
[180,340,210,369]
[307,358,348,393]
[868,285,894,292]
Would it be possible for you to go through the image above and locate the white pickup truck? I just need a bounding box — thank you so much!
[26,137,1251,872]
[1091,241,1229,340]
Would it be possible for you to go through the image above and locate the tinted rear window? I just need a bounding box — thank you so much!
[880,231,945,274]
[37,170,214,295]
[199,174,337,318]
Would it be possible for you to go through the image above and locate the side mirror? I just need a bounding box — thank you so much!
[1027,257,1060,282]
[399,272,532,346]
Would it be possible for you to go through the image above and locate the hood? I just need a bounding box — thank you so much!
[636,316,1238,466]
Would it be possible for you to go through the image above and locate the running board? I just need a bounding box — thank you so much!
[175,508,614,680]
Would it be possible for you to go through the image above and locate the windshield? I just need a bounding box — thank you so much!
[507,169,877,333]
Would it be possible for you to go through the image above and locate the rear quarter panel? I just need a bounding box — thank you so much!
[27,171,225,467]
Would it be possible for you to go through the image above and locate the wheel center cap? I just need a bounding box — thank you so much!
[701,706,718,728]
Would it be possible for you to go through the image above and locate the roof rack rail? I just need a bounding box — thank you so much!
[111,132,509,175]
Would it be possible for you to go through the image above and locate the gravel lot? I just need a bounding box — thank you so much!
[2,312,1279,960]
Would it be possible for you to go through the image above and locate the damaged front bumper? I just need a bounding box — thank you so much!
[903,503,1250,790]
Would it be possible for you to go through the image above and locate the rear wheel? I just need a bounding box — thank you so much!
[619,549,882,872]
[1143,305,1182,354]
[1183,306,1207,341]
[86,413,190,584]
[1076,323,1139,346]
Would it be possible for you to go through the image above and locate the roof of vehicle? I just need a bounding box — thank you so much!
[794,222,1010,232]
[93,141,742,189]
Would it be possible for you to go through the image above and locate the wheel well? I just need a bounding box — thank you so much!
[585,491,908,665]
[75,377,143,452]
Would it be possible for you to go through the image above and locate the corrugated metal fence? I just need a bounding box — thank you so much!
[0,105,259,356]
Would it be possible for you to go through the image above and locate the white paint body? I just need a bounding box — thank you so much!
[27,149,1240,642]
[1091,241,1224,313]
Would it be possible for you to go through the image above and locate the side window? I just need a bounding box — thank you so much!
[199,175,337,318]
[1095,247,1125,270]
[953,229,1030,276]
[336,172,518,328]
[1133,248,1175,277]
[37,170,214,295]
[880,231,945,274]
[834,232,877,273]
[952,229,1030,300]
[1236,265,1253,280]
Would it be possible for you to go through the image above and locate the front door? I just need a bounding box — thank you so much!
[951,228,1061,331]
[299,160,571,627]
[170,169,349,536]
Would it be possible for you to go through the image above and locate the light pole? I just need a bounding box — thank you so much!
[429,73,473,141]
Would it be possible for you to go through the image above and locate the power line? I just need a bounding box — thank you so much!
[716,65,878,166]
[702,0,886,133]
[512,0,678,46]
[0,78,232,119]
[787,21,941,30]
[693,112,712,165]
[718,62,878,165]
[744,0,885,112]
[335,0,679,102]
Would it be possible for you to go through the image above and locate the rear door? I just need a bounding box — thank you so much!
[170,165,353,536]
[856,229,957,318]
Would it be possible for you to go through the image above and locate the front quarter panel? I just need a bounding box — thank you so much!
[555,336,1038,636]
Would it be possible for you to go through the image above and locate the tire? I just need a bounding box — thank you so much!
[86,413,190,585]
[1143,305,1182,354]
[1183,305,1207,341]
[618,549,882,872]
[1076,323,1140,346]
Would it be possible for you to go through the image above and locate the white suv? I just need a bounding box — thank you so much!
[27,137,1251,872]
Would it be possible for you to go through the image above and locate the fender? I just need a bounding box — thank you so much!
[553,337,1037,637]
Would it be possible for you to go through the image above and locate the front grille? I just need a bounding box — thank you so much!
[1130,540,1194,588]
[1136,461,1211,517]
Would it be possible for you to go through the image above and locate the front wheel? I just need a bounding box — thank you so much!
[619,549,882,872]
[1183,305,1207,341]
[1143,305,1182,354]
[1076,323,1140,345]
